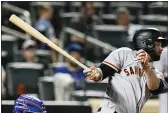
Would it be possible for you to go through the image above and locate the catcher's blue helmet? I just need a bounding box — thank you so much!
[13,94,46,113]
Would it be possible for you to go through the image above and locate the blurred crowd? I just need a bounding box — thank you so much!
[1,1,168,102]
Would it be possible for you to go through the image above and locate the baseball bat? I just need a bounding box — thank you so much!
[9,14,89,70]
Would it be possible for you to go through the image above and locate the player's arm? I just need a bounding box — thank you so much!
[145,68,168,94]
[84,48,124,82]
[84,63,117,82]
[144,67,161,90]
[136,49,161,90]
[136,49,168,94]
[149,78,168,95]
[146,67,168,94]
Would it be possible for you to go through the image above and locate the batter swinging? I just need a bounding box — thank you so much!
[84,28,168,113]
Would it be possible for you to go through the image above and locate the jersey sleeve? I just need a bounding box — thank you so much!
[152,67,164,80]
[148,66,168,94]
[102,48,127,72]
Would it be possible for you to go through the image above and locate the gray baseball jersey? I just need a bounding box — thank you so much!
[98,47,163,113]
[154,46,168,113]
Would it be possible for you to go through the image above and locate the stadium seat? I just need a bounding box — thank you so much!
[38,76,55,100]
[148,2,168,15]
[60,12,80,26]
[50,62,68,70]
[101,14,116,25]
[72,90,105,101]
[6,62,44,97]
[92,2,106,15]
[94,25,129,48]
[36,49,51,65]
[69,2,105,15]
[2,50,8,67]
[143,25,168,38]
[109,2,144,16]
[85,79,107,91]
[38,74,75,101]
[14,49,51,65]
[101,14,136,25]
[139,14,168,26]
[2,34,18,63]
[72,79,108,101]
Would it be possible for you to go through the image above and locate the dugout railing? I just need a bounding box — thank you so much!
[58,27,117,62]
[2,2,31,25]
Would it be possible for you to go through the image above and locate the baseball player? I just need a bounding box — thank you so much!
[13,94,46,113]
[154,46,168,113]
[84,28,168,113]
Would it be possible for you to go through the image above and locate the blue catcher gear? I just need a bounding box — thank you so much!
[13,94,46,113]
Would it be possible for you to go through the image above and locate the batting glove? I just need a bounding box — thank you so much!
[83,66,103,82]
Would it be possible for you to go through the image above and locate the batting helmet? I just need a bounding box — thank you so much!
[133,28,166,52]
[13,94,46,113]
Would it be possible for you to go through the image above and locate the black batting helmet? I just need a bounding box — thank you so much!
[133,28,166,52]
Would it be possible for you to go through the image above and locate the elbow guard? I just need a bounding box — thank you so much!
[99,63,116,80]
